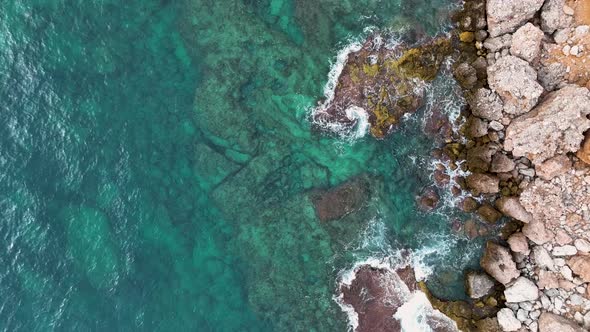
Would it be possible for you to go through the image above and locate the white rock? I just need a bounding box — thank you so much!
[497,308,522,331]
[529,321,538,332]
[571,45,579,56]
[489,120,504,131]
[554,258,566,266]
[520,301,534,311]
[575,311,584,324]
[554,296,564,311]
[563,44,572,56]
[505,277,540,302]
[553,245,578,256]
[516,308,528,322]
[584,311,590,329]
[563,5,575,15]
[574,238,590,253]
[530,310,541,320]
[533,246,555,270]
[569,293,584,305]
[561,265,574,281]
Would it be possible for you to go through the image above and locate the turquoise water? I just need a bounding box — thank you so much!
[0,0,483,330]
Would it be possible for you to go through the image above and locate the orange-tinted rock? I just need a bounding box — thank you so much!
[568,255,590,282]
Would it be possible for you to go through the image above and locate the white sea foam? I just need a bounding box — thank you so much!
[318,41,363,111]
[394,291,459,332]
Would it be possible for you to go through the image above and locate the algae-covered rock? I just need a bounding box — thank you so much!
[315,34,452,138]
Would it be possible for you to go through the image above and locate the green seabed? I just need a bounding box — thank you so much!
[0,0,485,330]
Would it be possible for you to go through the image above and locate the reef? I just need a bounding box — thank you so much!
[314,34,452,138]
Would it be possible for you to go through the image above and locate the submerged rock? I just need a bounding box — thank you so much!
[311,177,370,222]
[314,34,452,138]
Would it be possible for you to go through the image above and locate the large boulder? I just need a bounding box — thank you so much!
[311,177,370,222]
[504,277,539,302]
[510,23,545,63]
[507,232,530,254]
[568,255,590,283]
[487,55,544,116]
[480,242,520,285]
[465,272,496,299]
[486,0,545,37]
[540,0,574,34]
[466,173,500,194]
[504,86,590,165]
[496,196,532,223]
[539,312,585,332]
[523,219,553,245]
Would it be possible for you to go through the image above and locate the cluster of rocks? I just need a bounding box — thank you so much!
[449,0,590,331]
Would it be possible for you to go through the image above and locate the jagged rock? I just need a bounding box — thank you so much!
[504,277,539,302]
[532,246,555,270]
[454,62,478,89]
[483,34,512,52]
[488,55,544,116]
[495,197,532,223]
[486,0,545,37]
[465,272,496,299]
[481,242,519,285]
[466,144,500,172]
[478,204,503,223]
[497,308,522,331]
[490,153,515,173]
[466,173,500,194]
[504,86,590,165]
[468,88,504,121]
[535,155,571,181]
[507,232,529,254]
[537,62,566,91]
[540,0,574,34]
[510,23,544,63]
[537,269,560,289]
[538,312,585,332]
[568,255,590,283]
[466,115,489,138]
[523,219,552,245]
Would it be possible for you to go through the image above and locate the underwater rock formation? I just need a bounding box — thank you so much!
[314,34,452,138]
[310,177,370,222]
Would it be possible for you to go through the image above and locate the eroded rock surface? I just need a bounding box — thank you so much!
[486,0,545,37]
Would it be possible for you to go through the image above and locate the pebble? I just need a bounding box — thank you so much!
[575,238,590,252]
[530,310,541,320]
[552,245,577,256]
[554,258,566,266]
[561,265,574,281]
[563,5,575,16]
[489,120,503,131]
[529,321,538,332]
[571,45,579,56]
[575,311,584,324]
[570,294,585,305]
[563,45,571,56]
[520,302,534,311]
[541,294,551,309]
[516,308,528,322]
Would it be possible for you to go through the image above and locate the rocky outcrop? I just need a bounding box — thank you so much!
[486,0,545,37]
[481,242,520,285]
[487,55,544,116]
[504,86,590,165]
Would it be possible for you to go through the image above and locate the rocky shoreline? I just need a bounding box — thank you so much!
[451,0,590,331]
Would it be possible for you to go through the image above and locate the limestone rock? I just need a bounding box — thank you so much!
[507,232,529,254]
[465,272,496,299]
[537,62,566,91]
[495,197,532,223]
[538,312,585,332]
[487,0,545,37]
[532,246,555,270]
[497,308,522,331]
[574,239,590,253]
[510,23,545,63]
[535,155,571,181]
[540,0,574,34]
[481,241,519,285]
[552,245,577,257]
[504,86,590,165]
[568,255,590,282]
[468,88,504,121]
[523,219,552,245]
[537,269,560,289]
[466,173,500,194]
[483,34,512,52]
[490,153,515,173]
[504,277,539,302]
[488,55,544,116]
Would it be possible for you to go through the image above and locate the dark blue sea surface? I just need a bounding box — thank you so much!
[0,0,482,330]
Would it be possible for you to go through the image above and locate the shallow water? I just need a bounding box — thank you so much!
[0,0,483,330]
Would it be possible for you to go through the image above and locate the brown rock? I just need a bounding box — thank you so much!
[464,219,480,239]
[554,229,573,245]
[466,173,500,194]
[311,178,369,222]
[507,232,529,254]
[465,271,496,299]
[490,153,516,173]
[577,131,590,165]
[537,269,560,289]
[535,155,572,181]
[478,204,503,223]
[475,317,502,332]
[466,144,499,172]
[568,255,590,282]
[495,196,532,223]
[460,197,479,212]
[480,241,520,285]
[538,312,585,332]
[417,186,440,212]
